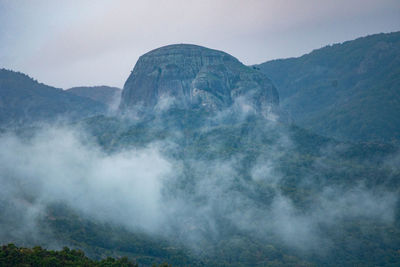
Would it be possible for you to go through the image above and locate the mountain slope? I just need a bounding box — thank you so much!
[78,113,400,266]
[67,86,121,109]
[3,111,399,266]
[256,31,400,142]
[0,69,106,125]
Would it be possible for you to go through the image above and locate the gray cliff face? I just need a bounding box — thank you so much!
[119,44,279,115]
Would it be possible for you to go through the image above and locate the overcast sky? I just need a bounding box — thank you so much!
[0,0,399,89]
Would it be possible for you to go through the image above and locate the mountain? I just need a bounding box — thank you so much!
[1,40,400,267]
[67,86,121,109]
[120,44,280,118]
[256,31,400,142]
[0,69,106,126]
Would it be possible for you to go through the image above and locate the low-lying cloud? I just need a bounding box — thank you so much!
[0,122,397,256]
[0,127,170,235]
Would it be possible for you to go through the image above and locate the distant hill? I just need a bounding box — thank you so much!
[67,86,121,109]
[256,31,400,143]
[0,69,106,126]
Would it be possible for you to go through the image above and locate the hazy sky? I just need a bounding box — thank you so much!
[0,0,399,89]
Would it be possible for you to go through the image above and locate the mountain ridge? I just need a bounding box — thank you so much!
[0,68,106,126]
[67,86,121,109]
[256,31,400,142]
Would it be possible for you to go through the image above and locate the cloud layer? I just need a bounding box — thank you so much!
[0,122,397,255]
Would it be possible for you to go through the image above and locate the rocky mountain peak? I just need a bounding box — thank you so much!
[119,44,279,117]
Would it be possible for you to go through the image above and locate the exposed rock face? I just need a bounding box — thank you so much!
[120,44,279,116]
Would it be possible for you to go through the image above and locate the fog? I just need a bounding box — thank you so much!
[0,117,397,256]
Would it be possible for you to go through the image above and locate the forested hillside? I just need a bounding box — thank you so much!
[257,31,400,142]
[1,109,399,266]
[67,86,121,109]
[0,69,106,126]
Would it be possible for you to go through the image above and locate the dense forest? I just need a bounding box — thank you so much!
[0,243,137,267]
[0,244,177,267]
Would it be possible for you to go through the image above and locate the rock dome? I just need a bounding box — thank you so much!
[119,44,279,115]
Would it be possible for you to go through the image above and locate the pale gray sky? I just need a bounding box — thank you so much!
[0,0,399,89]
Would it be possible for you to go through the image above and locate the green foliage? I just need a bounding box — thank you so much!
[33,203,196,267]
[0,69,106,126]
[257,31,400,142]
[0,243,138,266]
